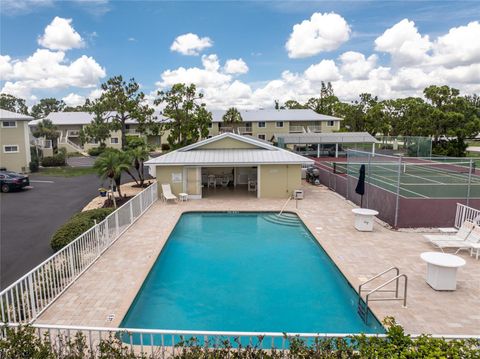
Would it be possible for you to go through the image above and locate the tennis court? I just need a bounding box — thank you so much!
[332,160,480,199]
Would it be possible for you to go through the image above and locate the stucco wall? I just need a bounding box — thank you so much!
[259,164,301,198]
[155,165,184,197]
[0,121,30,173]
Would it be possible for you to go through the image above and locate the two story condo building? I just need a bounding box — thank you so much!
[0,109,33,173]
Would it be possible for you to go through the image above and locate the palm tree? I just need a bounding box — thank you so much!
[32,119,59,149]
[94,150,132,208]
[222,107,243,124]
[129,146,149,187]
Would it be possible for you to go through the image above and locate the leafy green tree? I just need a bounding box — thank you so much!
[0,94,29,114]
[154,83,212,149]
[283,100,306,109]
[306,81,339,115]
[93,76,156,150]
[30,98,66,119]
[222,107,243,123]
[125,136,150,187]
[81,100,113,147]
[32,119,60,149]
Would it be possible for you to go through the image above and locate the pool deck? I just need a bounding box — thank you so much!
[36,184,480,336]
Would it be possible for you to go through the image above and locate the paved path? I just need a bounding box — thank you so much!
[0,174,101,289]
[67,156,95,167]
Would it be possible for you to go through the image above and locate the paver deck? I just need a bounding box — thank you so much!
[37,184,480,335]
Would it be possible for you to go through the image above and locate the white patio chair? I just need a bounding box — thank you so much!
[161,183,178,203]
[427,223,480,253]
[424,220,474,243]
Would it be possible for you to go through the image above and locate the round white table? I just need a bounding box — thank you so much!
[420,252,466,291]
[351,208,379,232]
[178,193,188,202]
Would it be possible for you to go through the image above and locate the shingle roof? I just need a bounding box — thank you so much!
[0,109,33,121]
[210,109,342,123]
[276,132,379,144]
[145,133,314,166]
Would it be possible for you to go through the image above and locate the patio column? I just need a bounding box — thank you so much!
[335,143,339,158]
[372,143,376,157]
[317,144,320,158]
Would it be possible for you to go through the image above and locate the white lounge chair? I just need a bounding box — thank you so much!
[424,220,474,243]
[161,183,178,203]
[427,224,480,253]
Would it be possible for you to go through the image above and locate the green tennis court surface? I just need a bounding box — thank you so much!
[331,161,480,199]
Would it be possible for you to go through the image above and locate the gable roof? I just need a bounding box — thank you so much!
[276,132,379,144]
[210,109,342,123]
[0,109,33,121]
[145,132,314,166]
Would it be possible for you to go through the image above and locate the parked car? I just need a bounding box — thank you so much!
[0,171,30,193]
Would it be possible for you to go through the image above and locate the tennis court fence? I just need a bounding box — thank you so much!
[316,150,480,228]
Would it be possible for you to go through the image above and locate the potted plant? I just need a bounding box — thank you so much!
[98,187,108,197]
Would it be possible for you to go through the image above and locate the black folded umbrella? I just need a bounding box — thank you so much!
[355,164,366,207]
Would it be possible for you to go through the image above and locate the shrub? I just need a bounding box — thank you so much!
[87,145,107,156]
[161,143,170,151]
[29,160,39,172]
[41,153,66,167]
[50,208,114,251]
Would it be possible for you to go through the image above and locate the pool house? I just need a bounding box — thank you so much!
[145,132,314,199]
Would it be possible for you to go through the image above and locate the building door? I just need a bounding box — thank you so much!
[185,167,201,199]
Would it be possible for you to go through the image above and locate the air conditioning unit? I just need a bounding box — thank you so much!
[293,189,304,200]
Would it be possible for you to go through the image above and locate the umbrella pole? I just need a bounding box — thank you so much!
[360,195,363,208]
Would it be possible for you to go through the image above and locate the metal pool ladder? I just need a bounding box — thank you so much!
[357,267,408,324]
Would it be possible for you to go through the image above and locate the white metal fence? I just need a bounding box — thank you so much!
[0,182,158,324]
[455,203,480,228]
[2,323,479,358]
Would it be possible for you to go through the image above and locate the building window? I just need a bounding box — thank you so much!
[258,121,266,128]
[3,145,19,153]
[1,121,16,128]
[327,120,335,126]
[276,121,284,128]
[89,139,98,144]
[110,137,119,144]
[258,134,266,140]
[208,122,213,128]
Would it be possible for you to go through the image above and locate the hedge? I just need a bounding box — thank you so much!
[1,318,479,358]
[50,208,114,251]
[41,152,66,167]
[87,146,106,156]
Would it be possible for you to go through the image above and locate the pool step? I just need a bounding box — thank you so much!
[262,213,301,227]
[357,300,368,322]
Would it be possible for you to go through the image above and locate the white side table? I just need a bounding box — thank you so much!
[351,208,379,232]
[420,252,466,290]
[179,193,188,202]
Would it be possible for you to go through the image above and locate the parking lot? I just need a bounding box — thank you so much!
[0,173,101,289]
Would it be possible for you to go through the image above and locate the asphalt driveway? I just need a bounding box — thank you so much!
[0,173,103,289]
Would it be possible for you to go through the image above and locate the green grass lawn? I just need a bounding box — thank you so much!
[37,166,97,177]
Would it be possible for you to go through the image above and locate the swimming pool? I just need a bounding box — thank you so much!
[121,212,383,337]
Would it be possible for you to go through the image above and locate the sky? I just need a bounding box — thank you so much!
[1,0,479,109]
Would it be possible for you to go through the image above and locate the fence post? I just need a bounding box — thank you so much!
[139,192,143,213]
[28,274,37,320]
[115,211,119,237]
[129,200,134,223]
[94,220,101,257]
[466,159,473,207]
[68,246,76,278]
[105,217,110,246]
[394,156,402,228]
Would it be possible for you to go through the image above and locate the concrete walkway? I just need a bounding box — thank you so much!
[37,184,480,335]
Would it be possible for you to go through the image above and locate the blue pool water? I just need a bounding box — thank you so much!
[121,212,383,337]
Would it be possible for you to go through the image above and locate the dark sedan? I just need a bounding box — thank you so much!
[0,171,30,193]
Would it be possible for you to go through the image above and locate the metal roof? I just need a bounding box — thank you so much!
[276,132,379,144]
[210,109,342,123]
[0,109,33,121]
[145,133,314,166]
[29,111,170,126]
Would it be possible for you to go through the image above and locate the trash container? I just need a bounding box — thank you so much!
[352,208,379,232]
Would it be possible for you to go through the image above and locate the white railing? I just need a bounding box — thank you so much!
[0,182,158,324]
[33,138,52,149]
[307,125,322,133]
[219,127,234,133]
[455,203,480,228]
[66,130,80,137]
[2,323,478,358]
[289,125,305,133]
[237,126,252,134]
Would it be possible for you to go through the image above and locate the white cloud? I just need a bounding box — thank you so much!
[62,93,85,106]
[285,12,351,58]
[1,49,106,98]
[38,17,85,51]
[0,0,53,15]
[304,60,341,82]
[170,33,213,56]
[223,58,249,74]
[0,55,13,80]
[374,19,432,66]
[339,51,378,79]
[88,88,104,99]
[432,21,480,67]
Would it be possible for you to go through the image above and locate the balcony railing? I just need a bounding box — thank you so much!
[308,125,322,133]
[126,128,140,135]
[219,127,234,133]
[289,126,305,133]
[238,126,253,134]
[66,130,80,137]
